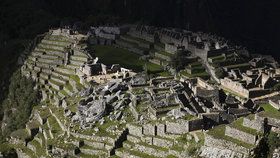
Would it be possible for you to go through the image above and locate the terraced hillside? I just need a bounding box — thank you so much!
[5,28,280,158]
[9,31,104,157]
[21,33,90,100]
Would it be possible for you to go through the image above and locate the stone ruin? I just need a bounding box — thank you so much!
[7,25,280,158]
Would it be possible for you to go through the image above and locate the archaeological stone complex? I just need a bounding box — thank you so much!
[5,24,280,158]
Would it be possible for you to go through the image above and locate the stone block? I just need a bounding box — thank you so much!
[189,119,204,131]
[204,134,251,155]
[84,140,105,149]
[127,124,143,137]
[225,126,257,145]
[141,136,153,145]
[127,135,141,144]
[156,124,166,136]
[143,124,156,136]
[134,144,168,158]
[153,137,173,148]
[243,117,263,132]
[166,120,189,134]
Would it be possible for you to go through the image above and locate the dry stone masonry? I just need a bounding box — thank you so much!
[7,24,280,158]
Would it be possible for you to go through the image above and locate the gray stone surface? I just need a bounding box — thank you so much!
[166,120,189,134]
[204,134,251,155]
[225,126,257,145]
[143,124,156,136]
[127,124,143,137]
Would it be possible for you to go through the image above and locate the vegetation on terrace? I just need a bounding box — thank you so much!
[207,125,255,149]
[180,70,209,79]
[230,118,260,135]
[225,63,251,69]
[92,45,162,73]
[259,103,280,119]
[156,51,173,57]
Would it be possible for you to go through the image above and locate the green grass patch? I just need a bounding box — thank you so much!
[65,83,73,91]
[189,62,202,68]
[156,51,173,57]
[156,71,172,77]
[10,129,31,140]
[29,139,46,156]
[48,116,62,135]
[208,55,225,63]
[180,70,209,79]
[93,45,162,72]
[69,75,84,90]
[259,104,280,119]
[0,143,13,153]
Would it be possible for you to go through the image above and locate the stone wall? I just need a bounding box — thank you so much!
[71,132,115,145]
[197,78,215,90]
[200,146,246,158]
[221,78,249,98]
[97,32,116,40]
[225,126,256,145]
[80,148,108,156]
[149,59,161,66]
[38,43,65,52]
[204,134,250,155]
[52,71,70,80]
[156,123,166,136]
[127,124,143,137]
[269,100,280,110]
[134,144,168,157]
[143,124,156,136]
[165,44,178,54]
[41,39,70,47]
[248,89,270,98]
[256,114,280,128]
[243,117,263,132]
[189,119,204,131]
[129,103,139,120]
[127,135,141,144]
[49,81,63,91]
[70,56,88,62]
[188,44,208,61]
[120,36,151,49]
[84,140,105,149]
[115,40,135,49]
[128,31,155,43]
[114,41,145,55]
[152,137,173,148]
[165,120,189,134]
[37,58,63,65]
[55,67,75,75]
[45,51,65,58]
